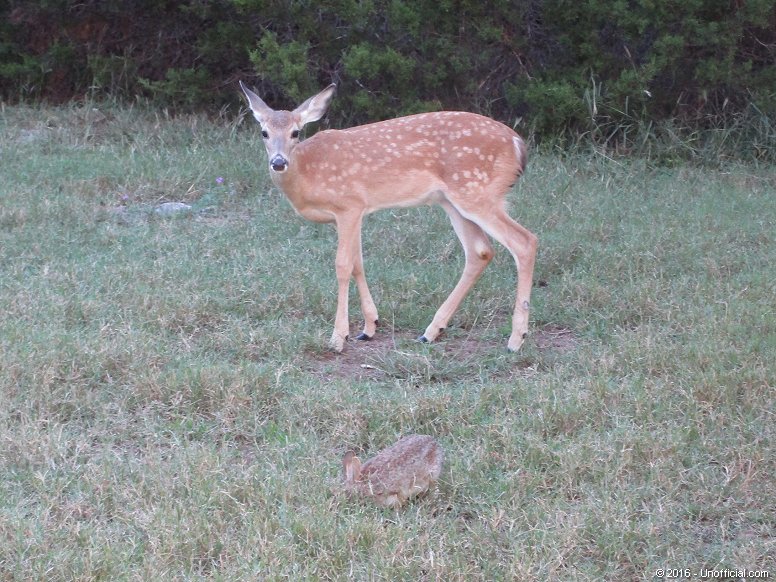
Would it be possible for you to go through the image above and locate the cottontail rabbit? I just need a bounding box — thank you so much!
[340,434,443,508]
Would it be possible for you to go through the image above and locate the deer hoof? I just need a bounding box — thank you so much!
[417,335,428,343]
[355,332,372,341]
[507,332,525,352]
[329,334,348,353]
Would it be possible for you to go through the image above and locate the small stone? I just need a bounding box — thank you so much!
[155,202,192,215]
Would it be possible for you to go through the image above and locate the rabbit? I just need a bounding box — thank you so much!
[340,434,444,508]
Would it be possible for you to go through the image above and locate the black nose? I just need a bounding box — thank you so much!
[270,156,288,172]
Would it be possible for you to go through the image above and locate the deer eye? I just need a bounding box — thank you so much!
[291,130,300,139]
[261,130,268,139]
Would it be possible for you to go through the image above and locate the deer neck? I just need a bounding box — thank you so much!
[269,164,300,197]
[267,142,334,223]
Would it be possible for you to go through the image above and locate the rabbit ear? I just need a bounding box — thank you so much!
[342,451,361,482]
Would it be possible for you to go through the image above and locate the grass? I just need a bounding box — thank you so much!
[0,101,774,580]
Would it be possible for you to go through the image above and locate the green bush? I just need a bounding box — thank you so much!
[138,68,212,109]
[248,32,315,105]
[0,0,773,159]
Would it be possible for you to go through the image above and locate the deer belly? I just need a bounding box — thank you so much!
[370,187,446,212]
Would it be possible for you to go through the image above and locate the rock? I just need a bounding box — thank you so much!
[154,202,192,215]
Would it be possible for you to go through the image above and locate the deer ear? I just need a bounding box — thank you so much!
[239,81,272,124]
[342,451,361,482]
[294,84,336,127]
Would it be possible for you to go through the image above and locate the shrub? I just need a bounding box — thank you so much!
[0,0,772,160]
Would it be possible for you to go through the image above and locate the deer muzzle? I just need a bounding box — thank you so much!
[270,155,289,172]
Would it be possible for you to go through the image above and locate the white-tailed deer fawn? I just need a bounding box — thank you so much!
[240,81,537,353]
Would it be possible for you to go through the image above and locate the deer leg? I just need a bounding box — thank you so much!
[420,200,495,343]
[330,212,364,352]
[352,226,379,340]
[464,206,537,352]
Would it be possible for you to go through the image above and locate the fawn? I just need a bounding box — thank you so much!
[240,82,537,352]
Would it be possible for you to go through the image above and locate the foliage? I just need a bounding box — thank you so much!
[0,0,774,156]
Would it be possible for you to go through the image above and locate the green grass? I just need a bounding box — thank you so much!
[0,102,774,580]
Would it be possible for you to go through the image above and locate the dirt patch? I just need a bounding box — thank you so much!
[307,329,431,381]
[307,324,578,381]
[533,325,578,352]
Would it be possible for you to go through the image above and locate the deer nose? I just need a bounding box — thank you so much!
[270,155,288,172]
